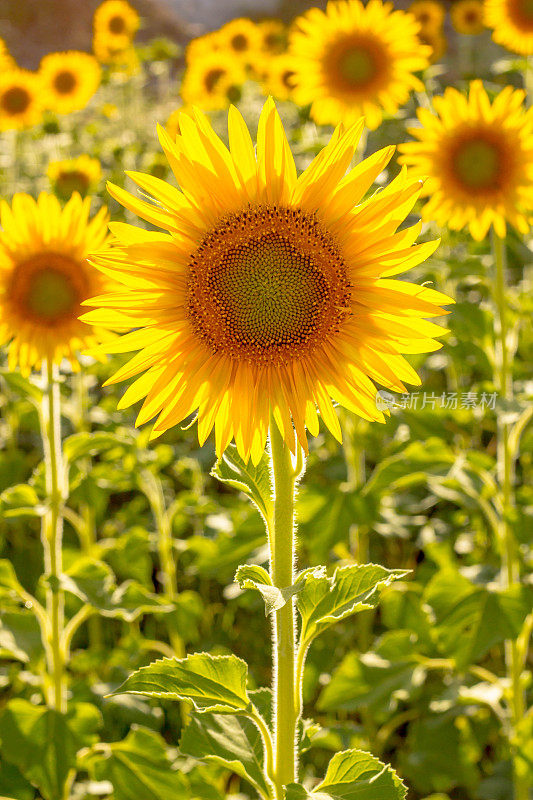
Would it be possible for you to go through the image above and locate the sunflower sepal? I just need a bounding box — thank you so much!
[284,748,407,799]
[235,564,325,616]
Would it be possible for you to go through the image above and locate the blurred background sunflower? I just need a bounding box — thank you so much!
[39,51,102,114]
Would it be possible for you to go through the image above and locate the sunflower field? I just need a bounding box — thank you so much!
[0,0,532,799]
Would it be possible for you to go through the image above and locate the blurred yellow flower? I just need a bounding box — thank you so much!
[0,193,111,375]
[258,19,288,54]
[419,28,448,61]
[409,0,446,33]
[185,33,222,64]
[181,52,246,109]
[39,51,101,114]
[0,70,42,131]
[485,0,533,53]
[93,36,140,73]
[289,0,431,130]
[451,0,485,33]
[93,0,140,46]
[218,17,262,61]
[261,54,298,100]
[0,38,16,71]
[81,100,451,463]
[165,106,195,139]
[398,81,533,240]
[47,155,102,200]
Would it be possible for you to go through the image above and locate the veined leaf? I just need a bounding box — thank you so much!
[81,726,188,800]
[111,653,252,714]
[0,699,101,800]
[285,749,406,799]
[63,430,134,463]
[298,564,408,649]
[236,564,324,616]
[0,484,44,518]
[211,444,273,525]
[0,610,43,663]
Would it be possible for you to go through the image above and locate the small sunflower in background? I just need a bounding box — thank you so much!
[93,37,139,73]
[409,0,446,33]
[419,28,448,61]
[0,193,112,375]
[0,70,42,131]
[93,0,139,47]
[218,17,262,63]
[485,0,533,54]
[258,19,288,54]
[0,38,16,71]
[47,155,102,200]
[39,52,101,114]
[398,81,533,240]
[261,54,298,101]
[289,0,431,130]
[451,0,485,34]
[81,101,451,462]
[185,33,221,64]
[181,51,247,109]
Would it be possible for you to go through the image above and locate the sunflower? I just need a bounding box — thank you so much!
[409,0,446,33]
[258,20,288,54]
[165,107,195,139]
[181,52,247,110]
[0,70,42,131]
[485,0,533,53]
[47,155,102,200]
[0,193,112,375]
[451,0,485,33]
[419,28,448,61]
[81,100,451,463]
[261,54,298,101]
[93,0,139,46]
[185,33,222,65]
[39,51,101,114]
[289,0,431,131]
[0,38,16,71]
[218,17,263,62]
[93,36,139,73]
[398,81,533,240]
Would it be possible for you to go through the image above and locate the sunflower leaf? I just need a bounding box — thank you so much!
[285,749,407,799]
[211,444,273,525]
[111,653,252,714]
[236,564,326,616]
[298,564,408,650]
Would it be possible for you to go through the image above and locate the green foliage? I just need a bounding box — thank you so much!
[212,443,273,525]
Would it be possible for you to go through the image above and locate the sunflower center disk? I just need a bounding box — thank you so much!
[188,205,351,366]
[109,14,126,33]
[2,87,30,114]
[54,70,77,94]
[339,47,377,86]
[9,254,85,325]
[453,138,502,191]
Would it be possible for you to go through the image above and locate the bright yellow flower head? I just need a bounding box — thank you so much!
[0,70,42,131]
[0,193,111,375]
[39,51,101,114]
[81,100,451,463]
[261,54,298,101]
[398,81,533,241]
[485,0,533,54]
[218,17,263,61]
[409,0,446,33]
[258,20,288,54]
[93,0,139,46]
[185,33,222,65]
[47,155,102,200]
[419,28,448,61]
[0,38,16,71]
[288,0,431,130]
[452,0,485,34]
[181,52,247,110]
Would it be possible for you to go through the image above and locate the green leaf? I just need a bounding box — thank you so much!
[285,749,406,799]
[180,706,272,799]
[0,759,34,800]
[236,564,323,616]
[0,559,25,599]
[81,726,188,800]
[211,444,273,524]
[63,431,133,463]
[0,484,44,518]
[0,610,43,663]
[425,569,533,669]
[298,564,408,649]
[0,699,101,800]
[60,557,173,621]
[111,652,252,714]
[0,369,43,403]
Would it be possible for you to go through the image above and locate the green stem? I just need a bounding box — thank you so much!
[492,231,529,800]
[269,420,298,795]
[40,361,67,713]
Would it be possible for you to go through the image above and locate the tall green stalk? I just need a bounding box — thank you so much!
[40,361,67,713]
[491,232,528,800]
[269,421,298,795]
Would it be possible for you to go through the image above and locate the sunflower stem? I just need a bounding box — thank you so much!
[491,231,529,800]
[269,420,298,795]
[40,361,67,713]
